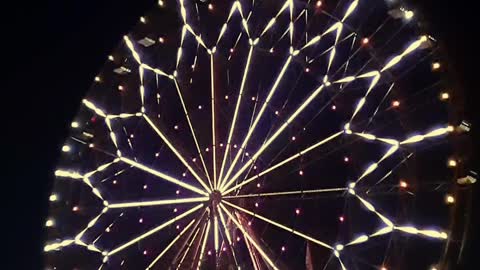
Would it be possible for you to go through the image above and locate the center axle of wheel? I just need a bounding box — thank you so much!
[209,190,222,207]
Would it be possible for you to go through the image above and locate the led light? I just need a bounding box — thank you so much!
[362,37,369,45]
[159,37,165,43]
[174,125,179,130]
[236,236,241,242]
[447,159,457,167]
[222,247,227,251]
[230,48,234,53]
[432,62,441,70]
[225,95,229,100]
[176,225,180,230]
[158,0,164,6]
[305,67,310,72]
[392,100,400,107]
[182,172,186,177]
[105,227,110,232]
[143,250,147,255]
[281,246,286,252]
[88,143,94,148]
[176,190,180,195]
[49,194,58,202]
[113,180,117,184]
[192,157,197,162]
[344,156,349,162]
[94,76,101,82]
[316,1,322,7]
[45,219,54,227]
[62,145,71,152]
[299,170,304,176]
[140,16,146,23]
[173,208,177,213]
[208,3,213,10]
[381,267,388,270]
[339,216,345,222]
[404,10,414,19]
[207,250,212,255]
[71,122,79,128]
[139,218,143,223]
[233,144,237,148]
[118,85,124,91]
[255,202,259,207]
[269,48,274,53]
[400,180,408,188]
[445,194,455,204]
[257,183,261,188]
[205,148,209,152]
[108,55,114,61]
[72,206,79,212]
[251,96,256,101]
[295,208,301,215]
[275,110,279,115]
[143,184,148,190]
[248,221,252,226]
[440,92,449,100]
[331,105,336,110]
[155,152,159,157]
[291,136,296,141]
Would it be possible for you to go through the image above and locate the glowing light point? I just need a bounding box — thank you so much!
[316,1,322,7]
[257,183,261,188]
[255,202,259,207]
[236,236,241,242]
[445,194,455,204]
[432,62,441,70]
[155,152,159,157]
[440,92,450,100]
[400,180,408,188]
[207,250,212,255]
[71,121,79,128]
[281,246,286,252]
[72,206,79,212]
[208,3,213,10]
[140,16,146,23]
[447,159,457,167]
[392,100,400,107]
[230,48,234,53]
[344,156,349,162]
[299,170,304,176]
[205,148,209,152]
[222,247,227,251]
[295,208,301,215]
[381,267,388,270]
[105,227,110,232]
[269,48,274,53]
[305,67,310,73]
[62,145,71,152]
[176,225,180,230]
[89,143,94,148]
[159,37,165,43]
[275,110,279,115]
[192,157,197,162]
[173,208,177,213]
[94,76,101,82]
[143,250,147,255]
[335,244,344,251]
[220,143,224,147]
[251,96,256,101]
[331,105,336,110]
[247,221,252,226]
[198,105,202,110]
[143,184,148,190]
[362,37,369,45]
[158,0,164,7]
[118,85,124,91]
[404,9,414,19]
[176,190,180,195]
[174,125,179,130]
[108,55,114,61]
[233,144,237,148]
[45,219,54,227]
[139,218,143,223]
[225,95,229,100]
[339,216,345,222]
[49,194,58,202]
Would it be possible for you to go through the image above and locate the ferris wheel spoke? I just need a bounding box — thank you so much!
[223,187,347,199]
[143,114,211,193]
[209,54,219,190]
[222,200,333,250]
[173,79,213,189]
[107,197,209,209]
[119,156,207,196]
[175,226,201,269]
[222,131,342,195]
[216,1,250,45]
[196,217,211,269]
[146,218,196,269]
[107,203,204,256]
[219,203,279,270]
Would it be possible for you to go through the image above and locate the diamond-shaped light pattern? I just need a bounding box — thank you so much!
[45,0,457,269]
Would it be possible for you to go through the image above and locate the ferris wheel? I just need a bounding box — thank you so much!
[44,0,473,269]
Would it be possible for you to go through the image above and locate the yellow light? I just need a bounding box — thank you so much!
[404,10,414,19]
[71,121,79,128]
[108,55,114,61]
[447,158,457,167]
[440,92,449,100]
[432,62,441,70]
[158,0,164,6]
[49,194,58,202]
[445,194,455,204]
[140,16,146,23]
[316,1,322,7]
[45,219,54,227]
[94,76,101,82]
[62,145,71,152]
[381,267,387,270]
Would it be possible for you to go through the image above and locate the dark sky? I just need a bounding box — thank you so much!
[4,0,476,269]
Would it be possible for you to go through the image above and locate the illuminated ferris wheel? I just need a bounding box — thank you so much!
[44,0,473,269]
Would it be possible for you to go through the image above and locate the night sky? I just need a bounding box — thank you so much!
[4,0,476,269]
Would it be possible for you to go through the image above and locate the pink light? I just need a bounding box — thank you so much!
[143,250,147,255]
[192,157,197,162]
[255,202,259,208]
[339,216,345,222]
[208,3,213,10]
[230,48,234,53]
[257,183,261,188]
[251,96,256,101]
[173,208,178,213]
[331,105,336,110]
[233,144,237,148]
[198,105,202,110]
[205,148,209,152]
[143,184,148,190]
[281,246,286,252]
[159,37,165,43]
[182,172,187,177]
[72,206,79,212]
[295,208,301,215]
[220,143,224,147]
[176,225,180,230]
[139,218,143,223]
[400,180,408,188]
[174,125,179,130]
[223,247,227,251]
[344,157,349,162]
[305,67,310,73]
[291,136,296,141]
[316,1,322,7]
[176,190,180,195]
[248,221,252,226]
[392,100,400,107]
[207,250,212,255]
[299,170,304,176]
[362,37,369,45]
[236,236,241,242]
